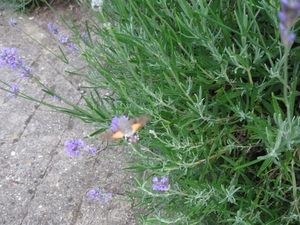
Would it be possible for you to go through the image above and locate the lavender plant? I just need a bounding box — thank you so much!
[88,189,112,203]
[74,0,300,223]
[1,0,51,12]
[1,0,300,224]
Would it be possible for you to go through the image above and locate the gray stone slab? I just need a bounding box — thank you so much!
[0,5,137,225]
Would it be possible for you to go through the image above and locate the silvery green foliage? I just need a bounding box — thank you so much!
[91,0,104,12]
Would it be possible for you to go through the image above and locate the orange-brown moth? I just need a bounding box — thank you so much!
[98,115,151,143]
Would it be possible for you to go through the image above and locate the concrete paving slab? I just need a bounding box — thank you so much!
[0,2,138,225]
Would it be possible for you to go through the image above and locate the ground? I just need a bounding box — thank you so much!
[0,1,139,224]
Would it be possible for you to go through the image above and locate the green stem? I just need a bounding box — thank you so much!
[247,67,253,85]
[283,47,292,131]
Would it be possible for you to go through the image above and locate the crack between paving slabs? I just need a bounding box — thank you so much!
[18,94,84,224]
[13,91,46,144]
[69,158,98,225]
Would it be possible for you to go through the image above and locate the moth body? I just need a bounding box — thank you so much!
[98,115,151,143]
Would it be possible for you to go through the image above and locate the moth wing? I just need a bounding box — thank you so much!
[129,115,151,131]
[110,131,124,139]
[99,129,124,140]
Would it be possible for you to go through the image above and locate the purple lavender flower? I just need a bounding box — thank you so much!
[18,63,33,78]
[8,18,17,27]
[67,42,81,54]
[9,83,19,98]
[152,176,170,191]
[90,147,97,154]
[0,48,33,79]
[81,32,90,42]
[68,42,76,51]
[64,139,85,156]
[58,34,70,45]
[53,95,58,101]
[103,193,112,203]
[0,47,19,69]
[47,23,59,35]
[110,116,119,132]
[64,139,96,156]
[89,189,103,200]
[110,115,129,132]
[82,145,97,154]
[278,0,300,46]
[88,189,112,203]
[83,145,89,152]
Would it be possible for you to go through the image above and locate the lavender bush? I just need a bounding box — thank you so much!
[1,0,52,12]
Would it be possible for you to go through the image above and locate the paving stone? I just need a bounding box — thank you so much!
[0,3,138,225]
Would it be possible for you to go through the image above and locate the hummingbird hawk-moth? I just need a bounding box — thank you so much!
[98,115,151,143]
